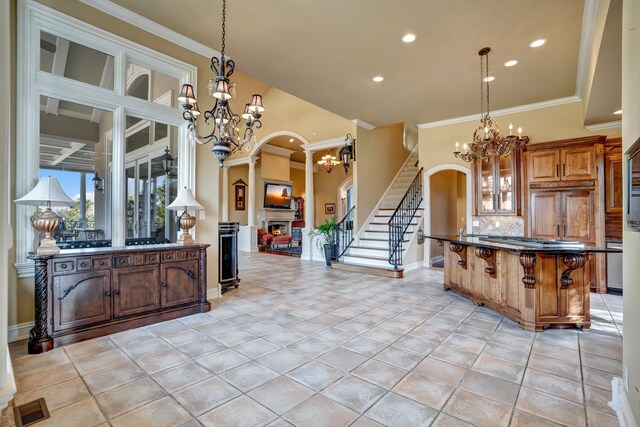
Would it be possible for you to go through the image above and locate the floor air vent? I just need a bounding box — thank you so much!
[13,398,50,427]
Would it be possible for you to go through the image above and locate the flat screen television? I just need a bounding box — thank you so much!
[264,183,292,209]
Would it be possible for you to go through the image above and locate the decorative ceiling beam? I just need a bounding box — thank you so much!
[91,55,114,123]
[44,37,70,116]
[49,142,86,166]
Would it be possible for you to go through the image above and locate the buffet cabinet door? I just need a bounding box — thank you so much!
[112,265,160,318]
[52,270,111,331]
[161,261,199,308]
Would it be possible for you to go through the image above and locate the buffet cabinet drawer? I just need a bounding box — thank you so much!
[52,259,76,275]
[133,252,159,266]
[113,255,133,268]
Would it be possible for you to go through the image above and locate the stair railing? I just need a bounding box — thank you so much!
[388,168,423,269]
[334,205,356,259]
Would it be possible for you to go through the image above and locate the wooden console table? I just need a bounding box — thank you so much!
[27,243,210,353]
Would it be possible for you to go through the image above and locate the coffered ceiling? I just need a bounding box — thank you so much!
[105,0,618,128]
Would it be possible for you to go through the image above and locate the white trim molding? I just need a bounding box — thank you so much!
[79,0,222,60]
[610,377,637,427]
[418,96,581,129]
[303,136,347,153]
[290,160,305,170]
[576,0,600,99]
[261,144,295,158]
[585,120,622,131]
[352,119,375,131]
[8,322,33,343]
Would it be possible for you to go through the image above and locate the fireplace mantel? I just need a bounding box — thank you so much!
[258,208,296,235]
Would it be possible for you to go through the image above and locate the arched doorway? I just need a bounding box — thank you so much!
[337,175,354,219]
[423,164,472,267]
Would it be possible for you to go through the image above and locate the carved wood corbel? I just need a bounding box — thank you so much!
[437,240,444,247]
[475,247,496,278]
[519,252,537,289]
[449,243,467,269]
[560,254,586,289]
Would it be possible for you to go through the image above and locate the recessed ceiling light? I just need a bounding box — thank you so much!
[289,138,294,142]
[402,33,417,43]
[372,76,384,83]
[614,109,622,115]
[529,39,547,48]
[504,60,518,67]
[483,76,495,82]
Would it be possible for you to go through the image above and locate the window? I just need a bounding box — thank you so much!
[16,1,197,276]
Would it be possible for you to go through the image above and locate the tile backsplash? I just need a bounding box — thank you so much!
[472,216,524,236]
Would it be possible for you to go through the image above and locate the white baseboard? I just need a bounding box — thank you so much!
[208,284,222,300]
[8,322,32,343]
[610,377,638,427]
[402,261,424,272]
[0,348,16,411]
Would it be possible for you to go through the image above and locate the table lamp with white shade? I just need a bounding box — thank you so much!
[167,187,204,245]
[15,176,75,255]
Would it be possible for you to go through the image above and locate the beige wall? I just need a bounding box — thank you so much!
[419,100,621,175]
[622,0,640,422]
[260,152,290,181]
[313,153,352,226]
[290,167,305,198]
[355,123,410,231]
[430,170,460,258]
[227,165,249,225]
[456,171,467,231]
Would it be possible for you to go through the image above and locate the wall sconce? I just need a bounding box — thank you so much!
[161,147,175,176]
[339,133,356,174]
[92,171,104,193]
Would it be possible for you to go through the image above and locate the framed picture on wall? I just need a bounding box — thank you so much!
[325,203,336,214]
[233,179,247,211]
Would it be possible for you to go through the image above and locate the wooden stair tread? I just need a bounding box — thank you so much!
[369,222,418,226]
[350,246,406,252]
[378,207,424,211]
[343,254,390,261]
[359,238,409,242]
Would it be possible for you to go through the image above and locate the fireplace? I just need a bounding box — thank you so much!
[268,223,288,236]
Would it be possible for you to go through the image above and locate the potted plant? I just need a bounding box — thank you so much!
[309,216,339,266]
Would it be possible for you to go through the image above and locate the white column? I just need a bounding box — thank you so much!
[221,166,229,222]
[248,157,256,227]
[304,150,315,228]
[79,172,87,227]
[302,149,317,261]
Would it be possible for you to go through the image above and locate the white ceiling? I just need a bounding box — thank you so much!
[109,0,593,127]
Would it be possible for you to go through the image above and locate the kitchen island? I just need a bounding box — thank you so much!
[426,235,621,331]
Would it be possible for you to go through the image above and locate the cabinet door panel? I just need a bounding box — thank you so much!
[530,192,560,239]
[112,265,160,318]
[562,191,595,243]
[561,147,596,181]
[528,150,559,183]
[605,154,623,213]
[477,158,496,214]
[161,261,199,308]
[52,271,111,331]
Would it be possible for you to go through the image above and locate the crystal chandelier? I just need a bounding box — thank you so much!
[454,47,529,163]
[178,0,265,167]
[317,150,340,173]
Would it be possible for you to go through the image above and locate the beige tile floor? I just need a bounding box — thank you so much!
[2,252,624,427]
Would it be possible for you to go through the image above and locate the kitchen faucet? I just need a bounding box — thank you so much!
[459,225,467,239]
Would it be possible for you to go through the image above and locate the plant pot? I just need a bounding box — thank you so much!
[323,244,333,266]
[331,243,339,260]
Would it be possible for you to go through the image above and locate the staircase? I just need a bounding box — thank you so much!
[337,150,423,275]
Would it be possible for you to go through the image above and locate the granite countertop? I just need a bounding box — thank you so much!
[28,242,209,259]
[425,235,622,254]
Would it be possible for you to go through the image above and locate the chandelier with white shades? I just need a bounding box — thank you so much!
[178,0,265,167]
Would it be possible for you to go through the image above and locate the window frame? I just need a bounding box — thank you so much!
[15,0,198,277]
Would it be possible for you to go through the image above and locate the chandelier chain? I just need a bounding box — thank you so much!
[221,0,226,61]
[480,51,484,122]
[485,51,490,119]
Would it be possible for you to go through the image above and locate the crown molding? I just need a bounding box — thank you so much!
[290,160,305,170]
[260,144,295,158]
[352,119,375,131]
[585,120,622,131]
[575,0,599,98]
[418,96,581,129]
[79,0,222,59]
[304,136,346,153]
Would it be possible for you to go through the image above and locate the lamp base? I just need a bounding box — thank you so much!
[37,236,61,255]
[177,232,196,245]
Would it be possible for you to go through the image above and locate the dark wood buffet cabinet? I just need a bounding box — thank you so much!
[27,243,210,354]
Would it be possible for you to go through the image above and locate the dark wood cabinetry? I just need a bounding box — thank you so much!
[27,244,210,353]
[473,150,521,215]
[604,138,623,239]
[524,135,606,293]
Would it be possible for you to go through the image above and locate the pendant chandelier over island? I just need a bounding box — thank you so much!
[454,47,529,163]
[178,0,266,167]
